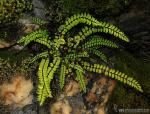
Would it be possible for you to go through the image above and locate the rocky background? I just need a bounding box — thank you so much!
[0,0,150,114]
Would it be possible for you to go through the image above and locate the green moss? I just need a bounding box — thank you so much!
[107,51,150,113]
[44,0,131,25]
[114,51,150,93]
[0,50,37,84]
[56,0,131,16]
[0,0,32,24]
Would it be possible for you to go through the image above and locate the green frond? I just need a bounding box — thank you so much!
[59,63,66,89]
[97,22,129,42]
[37,57,61,105]
[75,69,86,92]
[35,37,51,48]
[65,51,89,61]
[37,59,52,105]
[30,51,49,63]
[32,17,48,26]
[73,26,128,48]
[18,29,49,46]
[37,85,49,106]
[82,62,143,92]
[47,57,61,79]
[58,13,129,43]
[53,38,66,48]
[88,48,107,62]
[42,58,51,95]
[58,13,100,35]
[82,36,118,49]
[70,63,84,73]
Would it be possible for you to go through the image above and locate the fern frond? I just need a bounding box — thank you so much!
[30,51,49,63]
[58,13,129,42]
[82,36,118,49]
[69,63,86,92]
[75,69,86,92]
[82,62,143,92]
[32,17,48,26]
[47,57,61,80]
[97,22,129,42]
[18,29,49,46]
[65,51,89,61]
[37,85,49,105]
[37,59,52,105]
[70,63,84,73]
[37,57,61,105]
[53,38,66,48]
[88,48,107,62]
[59,63,66,89]
[73,26,128,48]
[58,13,100,35]
[35,37,51,48]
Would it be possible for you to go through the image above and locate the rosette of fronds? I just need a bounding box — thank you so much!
[17,13,143,105]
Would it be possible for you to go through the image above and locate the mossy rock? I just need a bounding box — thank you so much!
[0,0,32,24]
[0,49,37,84]
[107,51,150,113]
[44,0,131,24]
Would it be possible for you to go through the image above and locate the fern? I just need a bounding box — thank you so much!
[73,26,128,48]
[58,13,129,43]
[30,51,49,63]
[37,59,52,105]
[88,48,107,62]
[17,13,143,106]
[82,36,118,49]
[75,69,86,92]
[32,17,48,26]
[47,57,61,80]
[59,63,66,89]
[64,51,89,61]
[82,61,143,92]
[35,37,51,48]
[58,13,100,34]
[18,29,49,47]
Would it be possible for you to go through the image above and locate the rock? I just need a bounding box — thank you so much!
[96,106,106,114]
[85,76,116,114]
[0,40,10,49]
[49,76,116,114]
[32,0,46,19]
[50,99,72,114]
[0,74,33,108]
[22,24,39,34]
[63,80,80,96]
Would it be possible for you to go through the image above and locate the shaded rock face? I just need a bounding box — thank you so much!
[32,0,46,18]
[116,0,150,59]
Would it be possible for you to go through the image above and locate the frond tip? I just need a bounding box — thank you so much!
[82,62,143,92]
